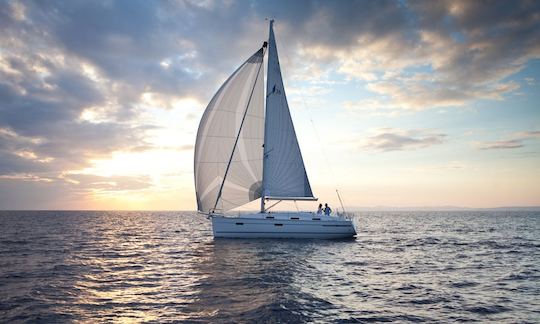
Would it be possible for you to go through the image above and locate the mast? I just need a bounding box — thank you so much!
[260,19,274,213]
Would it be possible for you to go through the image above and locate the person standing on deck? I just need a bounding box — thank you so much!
[324,203,332,216]
[317,203,323,215]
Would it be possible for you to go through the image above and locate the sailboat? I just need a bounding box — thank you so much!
[194,20,356,239]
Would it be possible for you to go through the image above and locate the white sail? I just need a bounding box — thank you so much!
[262,21,314,199]
[194,48,265,213]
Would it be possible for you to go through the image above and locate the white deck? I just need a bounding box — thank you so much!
[211,212,357,239]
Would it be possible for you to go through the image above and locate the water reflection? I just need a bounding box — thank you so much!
[1,211,539,322]
[185,239,321,322]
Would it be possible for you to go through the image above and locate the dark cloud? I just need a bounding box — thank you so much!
[287,0,540,109]
[5,1,537,110]
[0,153,51,175]
[0,1,161,186]
[21,1,266,99]
[0,178,73,209]
[252,0,410,47]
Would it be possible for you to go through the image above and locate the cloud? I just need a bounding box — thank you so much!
[0,2,166,185]
[0,172,154,209]
[524,77,536,85]
[514,131,540,139]
[476,139,523,150]
[475,130,540,150]
[287,0,540,110]
[343,99,411,117]
[0,0,277,202]
[63,174,153,192]
[362,128,446,152]
[177,144,195,152]
[0,1,539,208]
[438,161,470,170]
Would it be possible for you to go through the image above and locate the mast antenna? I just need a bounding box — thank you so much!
[336,189,346,214]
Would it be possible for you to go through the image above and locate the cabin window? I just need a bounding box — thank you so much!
[265,216,274,219]
[312,218,321,220]
[290,217,299,220]
[235,222,244,225]
[274,223,283,226]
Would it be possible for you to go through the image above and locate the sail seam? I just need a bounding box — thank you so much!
[198,158,263,164]
[214,109,266,117]
[202,135,264,139]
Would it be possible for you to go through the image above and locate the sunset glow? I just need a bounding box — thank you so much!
[1,1,539,210]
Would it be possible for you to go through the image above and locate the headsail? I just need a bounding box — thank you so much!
[262,21,315,199]
[194,48,265,213]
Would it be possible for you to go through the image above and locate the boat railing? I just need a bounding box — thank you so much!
[232,210,356,221]
[337,211,355,220]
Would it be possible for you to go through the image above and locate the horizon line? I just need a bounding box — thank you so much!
[1,206,540,212]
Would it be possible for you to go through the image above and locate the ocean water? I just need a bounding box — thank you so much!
[0,211,539,323]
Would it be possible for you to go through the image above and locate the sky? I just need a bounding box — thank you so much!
[0,0,539,210]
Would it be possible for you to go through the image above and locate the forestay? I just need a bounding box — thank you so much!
[194,49,265,213]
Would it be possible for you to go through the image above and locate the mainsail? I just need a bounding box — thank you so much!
[261,20,314,199]
[194,49,265,213]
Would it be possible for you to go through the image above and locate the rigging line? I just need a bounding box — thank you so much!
[213,47,267,211]
[274,23,341,195]
[276,24,351,214]
[264,200,282,212]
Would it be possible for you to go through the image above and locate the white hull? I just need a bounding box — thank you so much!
[211,212,357,239]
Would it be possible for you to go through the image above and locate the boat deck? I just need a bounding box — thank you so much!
[229,211,348,221]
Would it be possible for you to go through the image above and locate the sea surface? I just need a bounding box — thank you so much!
[0,211,539,323]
